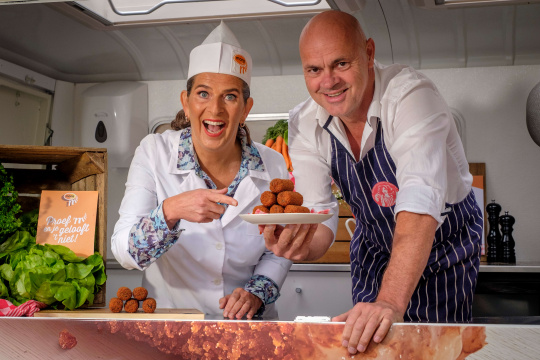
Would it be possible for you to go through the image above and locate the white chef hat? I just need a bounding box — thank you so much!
[187,21,252,86]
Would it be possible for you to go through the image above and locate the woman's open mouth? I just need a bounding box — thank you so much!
[203,120,225,137]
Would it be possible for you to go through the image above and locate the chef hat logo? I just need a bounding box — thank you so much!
[62,193,78,207]
[187,21,252,86]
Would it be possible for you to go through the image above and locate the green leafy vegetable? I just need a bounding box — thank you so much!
[0,231,106,309]
[0,164,22,242]
[262,119,289,144]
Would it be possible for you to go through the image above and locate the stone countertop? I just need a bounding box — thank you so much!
[1,317,539,359]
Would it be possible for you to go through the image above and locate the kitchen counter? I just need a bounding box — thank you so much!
[107,260,540,273]
[1,316,539,359]
[289,261,540,272]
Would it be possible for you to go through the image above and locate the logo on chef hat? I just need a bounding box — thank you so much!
[372,182,398,207]
[232,53,248,75]
[62,193,78,207]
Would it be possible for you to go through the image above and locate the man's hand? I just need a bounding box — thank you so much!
[259,223,318,261]
[332,301,403,354]
[219,288,263,320]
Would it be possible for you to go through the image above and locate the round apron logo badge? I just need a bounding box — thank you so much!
[371,182,398,207]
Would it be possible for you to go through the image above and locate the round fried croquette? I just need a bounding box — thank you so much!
[253,205,269,214]
[108,297,123,313]
[284,205,310,213]
[133,286,148,301]
[260,191,277,207]
[124,299,139,313]
[269,178,294,193]
[142,298,157,313]
[269,204,284,213]
[277,191,303,207]
[116,286,132,301]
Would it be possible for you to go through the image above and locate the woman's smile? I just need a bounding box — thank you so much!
[203,119,226,137]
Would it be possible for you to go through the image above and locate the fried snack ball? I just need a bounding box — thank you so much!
[253,205,269,214]
[277,191,303,207]
[124,299,139,313]
[284,205,310,213]
[269,178,294,193]
[260,191,277,207]
[270,204,284,213]
[133,286,148,301]
[116,286,132,301]
[142,297,157,313]
[109,297,124,313]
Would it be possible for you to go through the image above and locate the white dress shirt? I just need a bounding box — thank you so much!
[288,60,473,229]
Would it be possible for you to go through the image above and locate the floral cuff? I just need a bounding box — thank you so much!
[128,202,183,269]
[244,274,280,317]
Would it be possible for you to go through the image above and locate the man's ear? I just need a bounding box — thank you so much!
[366,38,375,67]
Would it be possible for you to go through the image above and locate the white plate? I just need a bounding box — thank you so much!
[239,213,333,225]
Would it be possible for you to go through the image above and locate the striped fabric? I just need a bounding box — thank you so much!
[324,117,483,323]
[0,299,47,317]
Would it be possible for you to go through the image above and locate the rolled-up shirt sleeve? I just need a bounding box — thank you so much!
[288,107,339,237]
[385,83,452,226]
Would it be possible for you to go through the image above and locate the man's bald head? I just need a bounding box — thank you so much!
[300,11,367,52]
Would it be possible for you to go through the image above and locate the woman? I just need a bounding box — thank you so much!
[112,22,291,319]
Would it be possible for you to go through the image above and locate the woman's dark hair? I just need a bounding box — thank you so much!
[171,75,252,144]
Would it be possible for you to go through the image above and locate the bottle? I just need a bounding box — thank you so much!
[499,211,516,264]
[486,200,502,264]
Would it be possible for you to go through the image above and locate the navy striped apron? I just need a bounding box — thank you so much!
[323,117,483,323]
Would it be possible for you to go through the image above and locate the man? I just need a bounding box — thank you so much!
[262,10,483,355]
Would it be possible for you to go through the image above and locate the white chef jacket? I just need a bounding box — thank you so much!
[288,60,473,229]
[111,129,292,317]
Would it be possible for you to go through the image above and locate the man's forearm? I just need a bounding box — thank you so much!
[376,211,438,313]
[305,224,335,261]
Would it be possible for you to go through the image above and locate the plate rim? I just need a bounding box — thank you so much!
[239,212,333,224]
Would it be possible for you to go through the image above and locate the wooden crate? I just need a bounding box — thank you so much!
[0,145,108,307]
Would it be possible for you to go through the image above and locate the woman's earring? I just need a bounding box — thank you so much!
[240,122,246,128]
[186,116,190,123]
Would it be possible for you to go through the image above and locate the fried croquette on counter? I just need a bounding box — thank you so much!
[133,286,148,301]
[124,299,139,313]
[270,204,285,213]
[142,298,157,313]
[284,205,310,213]
[269,178,294,193]
[109,298,124,313]
[260,191,277,207]
[253,205,269,214]
[116,286,132,301]
[277,191,303,207]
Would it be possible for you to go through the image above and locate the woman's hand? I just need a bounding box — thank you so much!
[162,188,237,228]
[219,288,263,320]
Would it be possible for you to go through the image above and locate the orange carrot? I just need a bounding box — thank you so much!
[282,141,292,171]
[273,135,283,153]
[265,138,275,147]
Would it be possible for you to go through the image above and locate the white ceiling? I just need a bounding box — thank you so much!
[0,0,539,84]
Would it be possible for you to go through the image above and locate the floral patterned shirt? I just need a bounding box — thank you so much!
[128,127,279,312]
